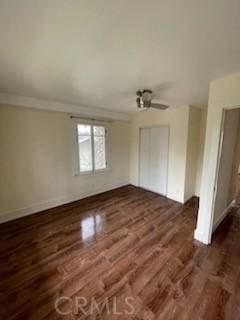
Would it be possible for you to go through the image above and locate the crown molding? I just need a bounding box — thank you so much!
[0,93,130,121]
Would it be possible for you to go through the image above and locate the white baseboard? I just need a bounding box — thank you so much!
[131,185,185,204]
[194,200,235,245]
[166,196,183,204]
[184,194,196,204]
[130,183,191,204]
[212,200,234,232]
[0,181,129,224]
[194,228,210,245]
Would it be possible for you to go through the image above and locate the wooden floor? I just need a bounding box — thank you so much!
[0,186,240,320]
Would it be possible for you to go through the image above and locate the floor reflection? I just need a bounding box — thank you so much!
[81,213,104,242]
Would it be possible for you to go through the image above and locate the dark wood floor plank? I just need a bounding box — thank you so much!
[0,185,239,319]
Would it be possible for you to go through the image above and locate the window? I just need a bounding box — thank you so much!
[75,121,109,173]
[78,124,93,172]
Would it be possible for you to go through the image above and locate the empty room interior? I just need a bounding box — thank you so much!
[1,1,240,319]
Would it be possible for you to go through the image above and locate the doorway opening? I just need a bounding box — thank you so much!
[211,107,240,234]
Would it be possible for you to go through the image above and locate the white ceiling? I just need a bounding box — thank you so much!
[0,0,240,113]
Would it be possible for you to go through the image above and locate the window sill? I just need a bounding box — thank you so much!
[74,168,112,177]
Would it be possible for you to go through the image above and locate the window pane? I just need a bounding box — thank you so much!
[93,126,105,136]
[78,135,92,172]
[94,136,106,170]
[78,124,91,135]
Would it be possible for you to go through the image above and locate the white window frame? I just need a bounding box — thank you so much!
[72,118,111,175]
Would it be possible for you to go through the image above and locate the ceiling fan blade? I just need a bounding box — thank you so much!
[151,103,169,110]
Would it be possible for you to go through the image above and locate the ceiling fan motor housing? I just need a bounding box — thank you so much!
[136,89,152,110]
[136,89,168,111]
[136,96,151,110]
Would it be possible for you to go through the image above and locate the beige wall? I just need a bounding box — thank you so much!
[195,73,240,244]
[129,106,206,203]
[0,104,130,220]
[184,107,203,201]
[129,105,205,203]
[1,103,206,222]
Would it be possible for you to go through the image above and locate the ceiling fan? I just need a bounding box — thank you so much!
[136,89,169,111]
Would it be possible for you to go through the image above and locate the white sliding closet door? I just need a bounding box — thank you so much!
[150,127,169,195]
[139,128,151,190]
[139,126,169,196]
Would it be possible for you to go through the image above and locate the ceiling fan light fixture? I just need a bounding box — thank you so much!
[136,96,149,111]
[142,90,152,102]
[136,88,169,111]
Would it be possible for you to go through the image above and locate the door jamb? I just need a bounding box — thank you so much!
[207,108,226,243]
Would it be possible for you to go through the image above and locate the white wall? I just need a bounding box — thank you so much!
[130,106,190,203]
[0,104,130,222]
[195,73,240,244]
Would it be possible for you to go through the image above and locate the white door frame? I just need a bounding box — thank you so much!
[138,125,170,197]
[207,109,226,242]
[195,104,240,245]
